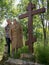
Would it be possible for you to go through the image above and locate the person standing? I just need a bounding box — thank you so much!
[5,19,11,56]
[10,19,23,57]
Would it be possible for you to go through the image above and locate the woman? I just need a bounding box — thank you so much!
[10,19,23,57]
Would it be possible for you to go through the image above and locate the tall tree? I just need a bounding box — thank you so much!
[47,0,49,20]
[0,0,16,21]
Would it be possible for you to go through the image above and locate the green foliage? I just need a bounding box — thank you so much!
[0,27,5,53]
[13,46,29,59]
[18,46,29,53]
[13,50,20,59]
[0,0,17,20]
[47,0,49,20]
[0,37,6,53]
[34,43,49,65]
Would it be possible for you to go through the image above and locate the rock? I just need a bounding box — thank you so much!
[5,58,44,65]
[20,53,35,61]
[20,53,32,59]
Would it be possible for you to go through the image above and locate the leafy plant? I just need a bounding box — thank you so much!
[18,46,29,53]
[34,42,49,65]
[13,46,29,59]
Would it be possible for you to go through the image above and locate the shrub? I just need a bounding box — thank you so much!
[18,46,29,53]
[13,46,29,59]
[34,42,49,65]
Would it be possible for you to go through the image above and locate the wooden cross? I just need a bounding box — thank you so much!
[19,2,45,53]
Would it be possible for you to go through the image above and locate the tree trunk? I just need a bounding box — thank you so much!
[38,0,46,45]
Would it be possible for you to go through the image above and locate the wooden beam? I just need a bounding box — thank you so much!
[27,2,36,10]
[32,8,45,15]
[19,13,28,19]
[19,8,45,19]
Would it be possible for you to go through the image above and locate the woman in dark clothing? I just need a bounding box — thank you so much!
[5,19,11,56]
